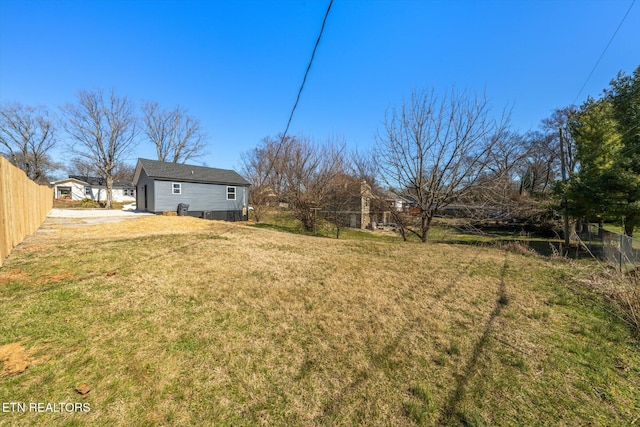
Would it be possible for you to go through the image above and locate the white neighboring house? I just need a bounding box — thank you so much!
[51,175,136,203]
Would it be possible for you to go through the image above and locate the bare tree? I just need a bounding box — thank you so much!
[142,101,206,163]
[519,131,558,196]
[67,156,99,177]
[113,162,136,182]
[241,135,345,229]
[68,158,136,183]
[348,147,379,189]
[240,137,279,222]
[376,88,509,242]
[541,106,578,178]
[281,137,345,231]
[514,107,578,198]
[466,130,534,220]
[61,89,137,209]
[389,204,410,241]
[323,172,366,238]
[254,136,342,231]
[0,102,57,183]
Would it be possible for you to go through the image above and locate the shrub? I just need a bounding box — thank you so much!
[582,272,640,339]
[81,198,99,208]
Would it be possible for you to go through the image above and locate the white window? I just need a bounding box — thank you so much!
[172,183,182,194]
[85,186,91,196]
[124,188,135,197]
[227,186,236,200]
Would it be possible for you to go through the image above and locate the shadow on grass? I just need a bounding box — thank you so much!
[313,250,485,424]
[437,252,510,425]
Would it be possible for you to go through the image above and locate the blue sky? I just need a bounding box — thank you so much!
[1,0,638,173]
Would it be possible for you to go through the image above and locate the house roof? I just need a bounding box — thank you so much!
[374,188,416,204]
[50,177,90,186]
[69,175,134,187]
[50,176,133,187]
[374,188,402,200]
[134,158,250,186]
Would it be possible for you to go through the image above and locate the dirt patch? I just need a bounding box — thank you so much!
[18,244,50,254]
[0,343,30,376]
[1,266,75,286]
[34,273,77,285]
[0,269,29,285]
[75,383,92,396]
[0,343,49,376]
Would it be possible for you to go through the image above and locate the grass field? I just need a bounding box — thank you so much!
[1,215,639,426]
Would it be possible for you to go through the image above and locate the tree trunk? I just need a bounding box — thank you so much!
[624,220,635,238]
[106,175,114,209]
[300,211,314,233]
[420,212,431,243]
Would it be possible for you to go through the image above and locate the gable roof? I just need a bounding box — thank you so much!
[135,158,250,186]
[50,177,91,186]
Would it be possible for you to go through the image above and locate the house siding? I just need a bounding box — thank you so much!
[153,180,247,213]
[85,187,134,203]
[133,160,250,221]
[136,172,156,212]
[54,180,135,203]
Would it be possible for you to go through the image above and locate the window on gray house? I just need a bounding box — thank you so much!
[172,183,182,194]
[227,186,236,200]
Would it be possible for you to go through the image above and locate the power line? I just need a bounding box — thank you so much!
[572,0,636,105]
[260,0,334,186]
[282,0,334,142]
[615,122,640,156]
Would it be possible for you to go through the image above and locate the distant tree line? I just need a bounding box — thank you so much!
[3,68,638,230]
[241,67,639,243]
[0,88,208,208]
[241,85,588,242]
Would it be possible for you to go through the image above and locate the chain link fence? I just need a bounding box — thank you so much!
[578,223,640,272]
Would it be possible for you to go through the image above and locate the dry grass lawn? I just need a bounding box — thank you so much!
[0,215,639,426]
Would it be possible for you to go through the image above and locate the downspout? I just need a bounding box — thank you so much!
[242,186,248,220]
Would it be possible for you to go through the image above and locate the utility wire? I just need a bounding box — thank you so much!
[615,122,640,156]
[572,0,636,105]
[260,0,334,186]
[283,0,334,142]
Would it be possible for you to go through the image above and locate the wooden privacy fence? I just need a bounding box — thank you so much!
[0,156,53,266]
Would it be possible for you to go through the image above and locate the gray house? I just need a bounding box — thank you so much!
[133,158,251,221]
